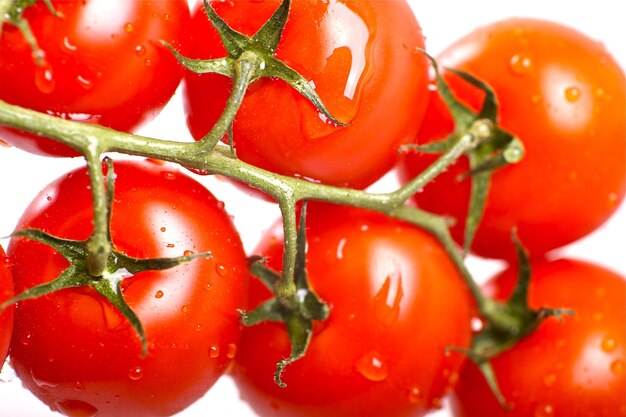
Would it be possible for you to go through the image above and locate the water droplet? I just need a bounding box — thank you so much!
[209,346,220,358]
[184,250,195,257]
[46,195,53,201]
[471,316,485,333]
[161,171,175,180]
[565,86,581,103]
[128,366,144,381]
[431,397,443,409]
[509,54,532,75]
[181,305,190,314]
[144,59,152,67]
[226,343,237,359]
[31,368,60,388]
[160,227,166,233]
[124,23,134,33]
[195,324,202,332]
[356,351,388,382]
[35,63,56,94]
[534,403,555,417]
[543,373,557,387]
[61,36,77,52]
[215,264,229,277]
[206,283,213,291]
[407,386,423,404]
[166,243,175,248]
[447,371,459,386]
[336,238,347,260]
[56,400,98,417]
[360,224,369,232]
[21,332,32,346]
[77,75,93,90]
[163,13,171,21]
[601,335,617,353]
[134,45,146,57]
[155,290,164,299]
[611,360,624,376]
[73,381,86,391]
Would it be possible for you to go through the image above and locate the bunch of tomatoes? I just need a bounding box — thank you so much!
[0,0,624,416]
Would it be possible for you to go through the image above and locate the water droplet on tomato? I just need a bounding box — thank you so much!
[542,373,557,387]
[21,332,32,346]
[471,316,485,333]
[611,360,625,376]
[373,275,403,326]
[135,45,146,57]
[356,351,388,382]
[209,346,220,358]
[155,290,164,299]
[124,23,134,33]
[564,86,581,103]
[73,381,86,391]
[509,54,532,76]
[166,243,175,248]
[56,400,98,417]
[31,367,60,388]
[181,305,190,314]
[184,250,195,257]
[215,264,229,277]
[163,13,171,21]
[34,63,56,94]
[447,371,459,386]
[195,324,202,332]
[226,343,238,359]
[161,171,176,180]
[407,386,423,404]
[159,227,166,233]
[144,59,153,67]
[77,75,94,90]
[431,397,443,409]
[601,335,617,353]
[61,36,78,52]
[336,238,347,260]
[534,403,555,417]
[128,366,144,381]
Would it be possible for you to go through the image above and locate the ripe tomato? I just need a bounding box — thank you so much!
[398,18,625,259]
[0,0,190,156]
[0,246,14,371]
[8,160,248,417]
[185,0,429,189]
[452,259,626,417]
[233,204,472,417]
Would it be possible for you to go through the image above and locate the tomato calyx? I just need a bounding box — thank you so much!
[0,160,211,357]
[164,0,347,151]
[456,231,574,407]
[402,53,524,255]
[1,0,59,65]
[240,202,329,388]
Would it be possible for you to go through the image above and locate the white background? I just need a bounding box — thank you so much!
[1,0,624,416]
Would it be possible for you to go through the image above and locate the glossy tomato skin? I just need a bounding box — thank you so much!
[452,259,626,417]
[8,160,248,417]
[185,0,429,189]
[233,204,472,417]
[0,246,14,371]
[398,19,626,259]
[0,0,190,156]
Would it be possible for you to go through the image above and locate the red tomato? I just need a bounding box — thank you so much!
[185,0,429,189]
[0,246,14,371]
[233,204,472,417]
[8,160,248,416]
[452,259,626,417]
[0,0,190,156]
[398,19,625,259]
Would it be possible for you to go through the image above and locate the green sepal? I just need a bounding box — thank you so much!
[464,232,574,407]
[171,0,346,130]
[0,228,211,357]
[202,0,249,57]
[241,202,329,388]
[275,313,312,388]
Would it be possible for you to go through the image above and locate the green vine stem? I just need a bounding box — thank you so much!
[0,96,494,315]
